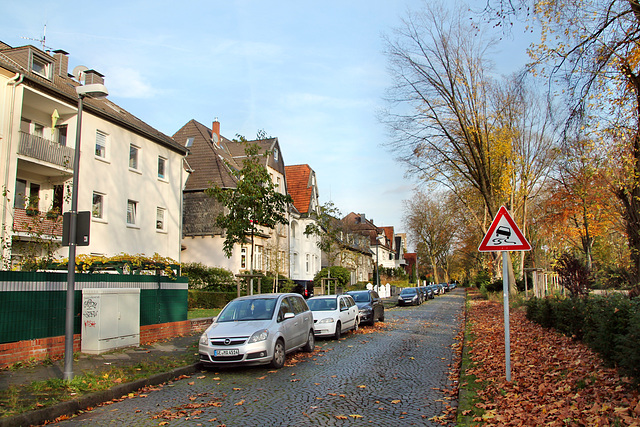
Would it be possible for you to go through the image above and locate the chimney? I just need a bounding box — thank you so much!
[212,118,220,147]
[84,69,105,85]
[52,49,69,77]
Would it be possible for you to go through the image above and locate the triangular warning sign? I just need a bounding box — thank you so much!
[478,206,531,252]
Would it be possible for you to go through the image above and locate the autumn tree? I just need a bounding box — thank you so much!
[403,191,457,283]
[483,0,640,293]
[206,142,292,279]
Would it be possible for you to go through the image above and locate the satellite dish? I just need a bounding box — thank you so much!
[72,65,88,82]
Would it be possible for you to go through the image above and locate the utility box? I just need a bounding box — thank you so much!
[81,288,140,354]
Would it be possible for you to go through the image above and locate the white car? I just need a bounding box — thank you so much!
[307,294,360,339]
[199,293,315,369]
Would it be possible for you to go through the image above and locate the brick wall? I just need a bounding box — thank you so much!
[0,318,212,368]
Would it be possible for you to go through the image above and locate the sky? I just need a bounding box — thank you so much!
[1,1,534,243]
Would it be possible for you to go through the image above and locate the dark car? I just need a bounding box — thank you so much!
[293,281,314,299]
[426,284,437,298]
[397,287,420,306]
[346,290,385,326]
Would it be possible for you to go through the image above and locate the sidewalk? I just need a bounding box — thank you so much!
[0,331,203,427]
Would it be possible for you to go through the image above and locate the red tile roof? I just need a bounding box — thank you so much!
[285,164,313,214]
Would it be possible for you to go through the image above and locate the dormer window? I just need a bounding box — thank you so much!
[31,53,52,79]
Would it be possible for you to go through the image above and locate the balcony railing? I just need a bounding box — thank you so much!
[18,132,75,169]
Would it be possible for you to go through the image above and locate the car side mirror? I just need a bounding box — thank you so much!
[284,312,295,320]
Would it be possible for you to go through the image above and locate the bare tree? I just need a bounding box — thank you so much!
[403,191,456,283]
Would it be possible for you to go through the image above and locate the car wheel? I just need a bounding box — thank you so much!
[334,322,342,340]
[302,330,315,352]
[354,318,359,332]
[270,339,286,369]
[379,311,385,322]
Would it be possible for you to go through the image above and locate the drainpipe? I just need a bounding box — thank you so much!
[1,73,23,268]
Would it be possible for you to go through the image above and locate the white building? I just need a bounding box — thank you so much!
[286,164,321,285]
[0,42,187,267]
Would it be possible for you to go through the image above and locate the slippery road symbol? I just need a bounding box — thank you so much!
[492,226,517,245]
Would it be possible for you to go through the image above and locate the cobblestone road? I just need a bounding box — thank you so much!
[54,289,465,426]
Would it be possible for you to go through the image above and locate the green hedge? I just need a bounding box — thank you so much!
[526,294,640,382]
[188,290,237,309]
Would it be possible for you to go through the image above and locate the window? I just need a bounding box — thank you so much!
[156,207,166,231]
[53,185,64,212]
[305,254,310,273]
[14,179,26,208]
[157,156,167,179]
[92,192,104,219]
[273,147,279,162]
[185,137,194,148]
[95,131,107,158]
[129,145,139,170]
[31,55,51,79]
[126,200,138,226]
[92,193,104,219]
[33,123,44,137]
[56,125,67,146]
[255,246,263,271]
[241,248,247,269]
[28,183,40,210]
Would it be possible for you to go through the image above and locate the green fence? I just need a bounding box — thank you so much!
[0,271,188,344]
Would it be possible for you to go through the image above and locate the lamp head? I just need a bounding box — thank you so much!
[76,83,108,99]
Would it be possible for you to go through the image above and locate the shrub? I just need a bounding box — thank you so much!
[526,294,640,384]
[188,290,236,309]
[313,266,351,288]
[553,252,592,297]
[181,262,236,291]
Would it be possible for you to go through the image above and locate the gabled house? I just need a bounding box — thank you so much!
[285,164,321,286]
[0,41,187,267]
[343,212,396,279]
[175,119,289,279]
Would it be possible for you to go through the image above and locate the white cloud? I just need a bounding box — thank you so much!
[105,67,156,99]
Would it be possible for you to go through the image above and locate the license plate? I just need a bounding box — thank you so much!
[214,348,239,356]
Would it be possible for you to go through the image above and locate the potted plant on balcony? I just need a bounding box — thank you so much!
[46,207,61,219]
[26,197,40,216]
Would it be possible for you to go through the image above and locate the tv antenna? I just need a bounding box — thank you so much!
[21,24,52,51]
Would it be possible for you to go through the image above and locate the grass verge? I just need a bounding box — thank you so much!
[187,308,222,319]
[456,292,487,426]
[0,339,199,419]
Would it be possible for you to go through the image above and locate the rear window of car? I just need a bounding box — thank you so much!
[308,298,337,311]
[349,291,371,303]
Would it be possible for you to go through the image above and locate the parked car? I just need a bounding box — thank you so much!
[449,282,457,290]
[440,283,450,292]
[426,284,438,297]
[397,287,420,306]
[293,281,314,298]
[199,293,315,369]
[346,289,385,326]
[307,294,359,339]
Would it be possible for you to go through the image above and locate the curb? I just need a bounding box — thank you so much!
[0,363,201,427]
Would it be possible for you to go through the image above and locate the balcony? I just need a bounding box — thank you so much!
[18,132,75,169]
[12,208,63,238]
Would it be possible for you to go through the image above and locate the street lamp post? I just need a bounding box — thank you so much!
[375,234,383,290]
[63,83,108,381]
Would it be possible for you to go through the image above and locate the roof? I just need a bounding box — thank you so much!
[173,120,238,191]
[0,42,187,155]
[285,164,314,214]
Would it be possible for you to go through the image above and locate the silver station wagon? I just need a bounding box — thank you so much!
[199,293,315,368]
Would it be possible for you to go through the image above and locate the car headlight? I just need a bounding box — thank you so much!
[318,318,335,324]
[199,333,209,346]
[248,329,269,343]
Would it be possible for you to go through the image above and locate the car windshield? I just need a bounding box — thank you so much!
[217,298,277,322]
[400,288,416,295]
[307,298,337,311]
[348,292,371,303]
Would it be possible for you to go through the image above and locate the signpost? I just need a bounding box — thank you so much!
[478,206,531,381]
